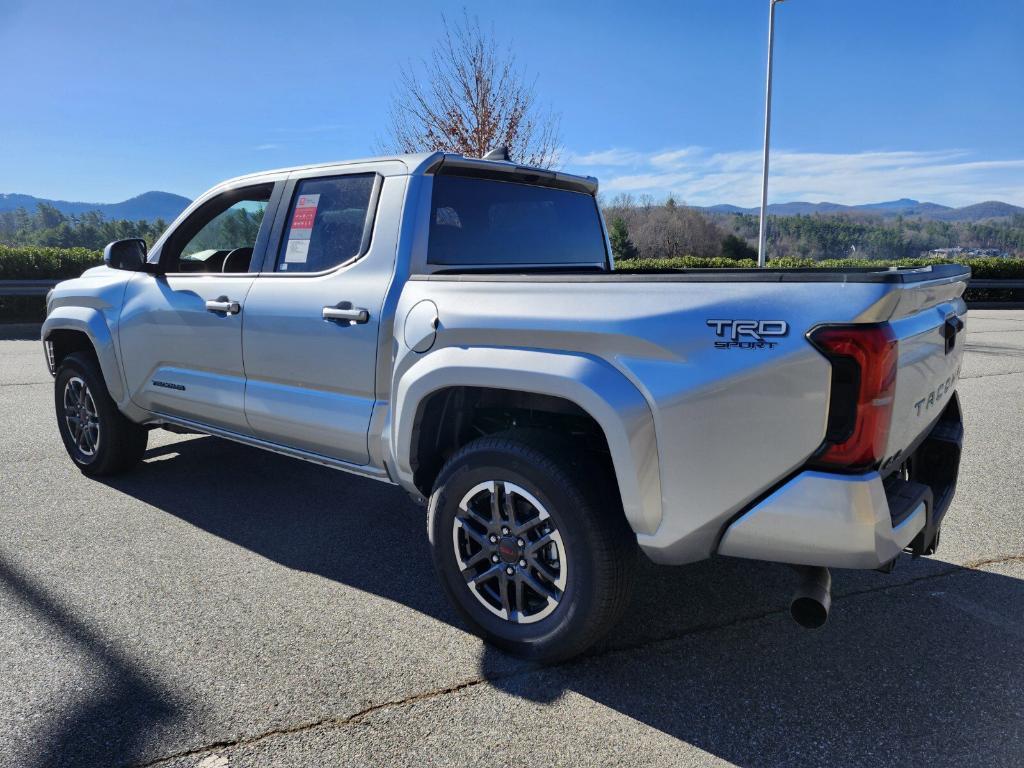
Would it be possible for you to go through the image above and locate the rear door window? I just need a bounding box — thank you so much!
[427,175,608,268]
[275,174,376,273]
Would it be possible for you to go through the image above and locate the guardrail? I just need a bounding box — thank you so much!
[0,279,60,296]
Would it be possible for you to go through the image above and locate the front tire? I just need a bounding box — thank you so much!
[54,351,148,476]
[428,432,637,663]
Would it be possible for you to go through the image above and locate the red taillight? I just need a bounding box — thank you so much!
[808,323,898,470]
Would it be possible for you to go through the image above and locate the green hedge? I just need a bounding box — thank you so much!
[615,255,1024,279]
[0,246,103,280]
[0,247,103,322]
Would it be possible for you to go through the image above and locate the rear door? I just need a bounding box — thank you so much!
[241,167,403,464]
[118,182,282,433]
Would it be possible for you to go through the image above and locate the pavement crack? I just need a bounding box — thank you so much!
[127,676,512,768]
[960,369,1024,381]
[129,552,1023,767]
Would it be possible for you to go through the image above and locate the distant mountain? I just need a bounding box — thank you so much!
[699,198,1022,222]
[854,198,954,217]
[931,201,1024,221]
[0,191,191,222]
[703,204,749,215]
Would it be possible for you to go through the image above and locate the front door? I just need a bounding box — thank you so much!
[242,171,397,465]
[118,182,280,433]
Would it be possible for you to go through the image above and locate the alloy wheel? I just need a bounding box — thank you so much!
[452,480,568,624]
[63,376,100,457]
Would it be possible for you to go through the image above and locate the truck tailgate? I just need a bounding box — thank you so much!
[877,272,968,470]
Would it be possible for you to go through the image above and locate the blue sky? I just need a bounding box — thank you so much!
[1,0,1021,206]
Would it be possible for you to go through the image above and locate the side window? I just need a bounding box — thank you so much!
[161,185,272,273]
[276,174,376,273]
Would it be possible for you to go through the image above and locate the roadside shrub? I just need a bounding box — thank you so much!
[616,255,759,270]
[0,246,103,280]
[0,247,103,322]
[615,254,1024,279]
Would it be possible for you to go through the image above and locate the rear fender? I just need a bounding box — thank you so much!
[391,346,662,535]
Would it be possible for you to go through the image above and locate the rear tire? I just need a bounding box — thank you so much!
[54,351,148,476]
[428,431,636,663]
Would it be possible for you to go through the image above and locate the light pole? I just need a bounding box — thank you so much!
[757,0,784,268]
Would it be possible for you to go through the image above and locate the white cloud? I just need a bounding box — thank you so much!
[563,148,645,167]
[254,143,281,151]
[565,146,1024,207]
[649,147,701,168]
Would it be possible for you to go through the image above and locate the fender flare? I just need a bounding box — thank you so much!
[42,307,127,404]
[391,346,662,535]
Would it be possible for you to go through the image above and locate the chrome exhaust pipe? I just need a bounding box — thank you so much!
[790,566,831,629]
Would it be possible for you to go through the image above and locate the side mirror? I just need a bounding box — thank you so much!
[103,238,149,271]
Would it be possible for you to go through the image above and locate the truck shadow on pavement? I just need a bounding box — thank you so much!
[0,555,180,768]
[486,560,1024,766]
[97,434,1023,768]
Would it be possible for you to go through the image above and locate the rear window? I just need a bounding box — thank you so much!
[427,175,607,267]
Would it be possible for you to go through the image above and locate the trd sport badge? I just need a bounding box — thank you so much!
[706,319,789,349]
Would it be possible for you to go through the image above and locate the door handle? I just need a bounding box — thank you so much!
[943,315,964,354]
[323,305,369,324]
[206,297,241,315]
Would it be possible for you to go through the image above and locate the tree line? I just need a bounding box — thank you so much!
[0,203,168,251]
[0,201,268,257]
[604,194,1024,262]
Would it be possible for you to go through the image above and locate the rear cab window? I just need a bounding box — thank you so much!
[427,174,609,269]
[276,174,377,273]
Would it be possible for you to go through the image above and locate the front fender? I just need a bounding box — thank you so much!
[42,306,126,404]
[391,346,662,535]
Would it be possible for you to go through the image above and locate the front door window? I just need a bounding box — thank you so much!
[159,185,273,273]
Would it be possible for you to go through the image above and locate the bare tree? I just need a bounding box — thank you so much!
[603,197,727,260]
[382,14,561,168]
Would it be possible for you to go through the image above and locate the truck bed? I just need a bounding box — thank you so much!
[398,263,969,564]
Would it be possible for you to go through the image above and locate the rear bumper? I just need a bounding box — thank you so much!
[717,395,963,569]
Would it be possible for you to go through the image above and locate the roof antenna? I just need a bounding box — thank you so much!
[482,146,510,162]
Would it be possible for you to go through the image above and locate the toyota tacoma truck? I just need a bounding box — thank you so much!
[42,151,967,662]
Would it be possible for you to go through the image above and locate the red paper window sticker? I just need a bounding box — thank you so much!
[289,193,320,237]
[284,193,320,262]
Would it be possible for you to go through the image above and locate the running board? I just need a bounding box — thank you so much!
[154,414,394,484]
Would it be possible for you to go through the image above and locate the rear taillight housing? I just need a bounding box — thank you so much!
[808,323,898,470]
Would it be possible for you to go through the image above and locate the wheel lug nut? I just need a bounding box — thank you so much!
[505,566,514,576]
[519,559,527,567]
[491,554,499,563]
[517,538,524,547]
[489,535,498,543]
[501,527,510,535]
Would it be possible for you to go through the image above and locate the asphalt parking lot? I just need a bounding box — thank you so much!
[1,310,1022,768]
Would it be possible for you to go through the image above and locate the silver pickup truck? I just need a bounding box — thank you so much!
[43,152,967,661]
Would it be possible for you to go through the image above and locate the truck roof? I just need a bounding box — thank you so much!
[219,152,599,195]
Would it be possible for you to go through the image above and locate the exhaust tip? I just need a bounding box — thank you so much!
[789,566,832,629]
[790,595,829,629]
